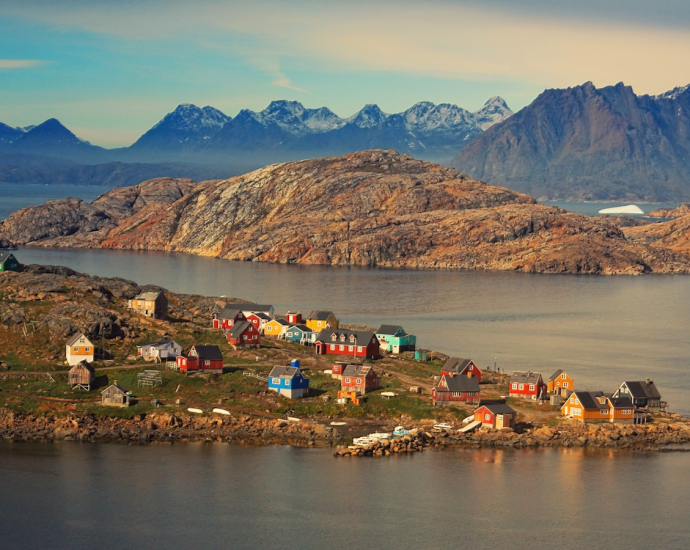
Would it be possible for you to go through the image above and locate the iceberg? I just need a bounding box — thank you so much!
[598,204,644,215]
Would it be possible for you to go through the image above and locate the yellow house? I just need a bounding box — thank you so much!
[264,318,291,338]
[548,369,574,397]
[66,332,95,366]
[306,310,339,332]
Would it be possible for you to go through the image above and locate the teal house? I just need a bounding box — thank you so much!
[376,325,416,354]
[284,324,317,345]
[0,252,19,272]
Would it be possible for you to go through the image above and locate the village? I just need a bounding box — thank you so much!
[0,255,681,452]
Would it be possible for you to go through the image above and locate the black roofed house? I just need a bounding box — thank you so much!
[101,381,130,407]
[474,403,516,429]
[561,391,635,423]
[68,360,96,391]
[442,357,482,383]
[0,252,19,272]
[306,310,339,331]
[176,344,224,374]
[128,290,168,319]
[242,304,275,320]
[213,306,246,330]
[227,320,260,349]
[340,364,381,395]
[315,329,380,359]
[432,373,480,406]
[375,325,416,354]
[509,371,547,400]
[613,380,664,413]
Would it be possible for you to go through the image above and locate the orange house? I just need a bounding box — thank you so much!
[264,318,291,338]
[548,369,574,397]
[561,391,634,424]
[66,332,95,366]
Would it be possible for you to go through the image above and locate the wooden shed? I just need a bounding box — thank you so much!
[101,382,130,407]
[68,360,96,391]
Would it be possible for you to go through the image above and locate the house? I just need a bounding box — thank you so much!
[128,290,168,319]
[286,311,302,324]
[314,329,380,359]
[213,306,246,330]
[509,372,547,400]
[268,365,310,398]
[548,369,574,397]
[264,318,291,338]
[247,312,271,333]
[284,324,315,345]
[340,364,381,395]
[432,373,480,406]
[474,403,516,429]
[305,310,339,332]
[376,325,416,354]
[68,360,96,391]
[331,361,355,379]
[0,252,19,272]
[441,357,482,383]
[613,380,664,412]
[242,304,275,320]
[101,382,130,407]
[66,332,95,366]
[227,320,261,349]
[337,390,365,405]
[561,391,635,424]
[136,338,182,362]
[176,345,224,374]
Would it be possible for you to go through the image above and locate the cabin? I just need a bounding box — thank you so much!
[268,365,310,398]
[65,332,95,366]
[340,364,380,395]
[432,373,480,406]
[305,310,339,332]
[101,382,130,407]
[284,324,315,344]
[246,312,271,333]
[242,304,275,320]
[337,390,364,405]
[314,329,380,359]
[548,369,574,397]
[136,338,181,362]
[128,290,168,319]
[376,325,416,354]
[509,371,547,400]
[68,360,96,391]
[561,391,635,424]
[613,380,664,413]
[227,320,261,349]
[213,306,246,330]
[176,345,224,374]
[264,318,291,338]
[285,311,302,324]
[0,252,19,272]
[441,357,482,383]
[474,403,516,429]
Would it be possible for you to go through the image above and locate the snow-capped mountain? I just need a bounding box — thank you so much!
[473,96,514,131]
[654,84,690,101]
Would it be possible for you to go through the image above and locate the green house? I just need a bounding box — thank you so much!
[376,325,416,354]
[0,252,19,272]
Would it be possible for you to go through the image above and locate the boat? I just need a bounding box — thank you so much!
[330,421,347,426]
[353,436,374,446]
[393,426,409,436]
[368,432,391,441]
[287,416,301,422]
[212,408,231,415]
[187,407,203,414]
[433,422,453,431]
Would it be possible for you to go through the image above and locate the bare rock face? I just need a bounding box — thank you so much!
[624,213,690,253]
[2,150,690,274]
[646,204,690,218]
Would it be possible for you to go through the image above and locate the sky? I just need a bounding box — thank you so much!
[2,0,690,147]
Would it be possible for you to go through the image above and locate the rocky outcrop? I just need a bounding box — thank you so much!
[2,150,690,274]
[0,237,15,249]
[624,214,690,253]
[646,204,690,218]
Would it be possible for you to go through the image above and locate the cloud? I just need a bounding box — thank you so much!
[0,59,46,69]
[251,58,310,93]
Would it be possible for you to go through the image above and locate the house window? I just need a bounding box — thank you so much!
[340,335,346,342]
[357,346,363,352]
[600,409,609,415]
[345,378,350,383]
[485,413,490,420]
[85,347,90,352]
[511,383,517,389]
[205,360,210,366]
[318,321,322,327]
[356,378,362,384]
[570,396,576,403]
[284,380,290,385]
[529,384,535,391]
[519,384,524,390]
[73,347,79,352]
[468,366,473,370]
[453,392,459,397]
[339,345,344,351]
[561,373,567,379]
[623,409,631,414]
[330,345,335,351]
[272,378,280,384]
[348,346,353,352]
[573,408,581,416]
[563,382,568,388]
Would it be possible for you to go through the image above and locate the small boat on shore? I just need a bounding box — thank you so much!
[330,421,347,426]
[393,426,409,436]
[353,436,374,446]
[187,408,203,414]
[433,422,453,431]
[212,408,231,415]
[369,432,392,441]
[287,416,301,422]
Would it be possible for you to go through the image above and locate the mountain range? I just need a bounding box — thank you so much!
[451,82,690,201]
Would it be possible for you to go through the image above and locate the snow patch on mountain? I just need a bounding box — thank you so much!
[655,85,690,101]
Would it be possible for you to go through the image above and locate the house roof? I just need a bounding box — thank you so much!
[288,324,311,332]
[218,306,244,319]
[70,360,95,374]
[191,345,223,361]
[316,328,376,344]
[510,371,543,384]
[229,321,253,338]
[244,304,273,313]
[66,332,91,346]
[137,338,178,349]
[608,396,634,409]
[308,310,335,321]
[437,373,480,393]
[342,364,375,377]
[549,369,564,381]
[479,403,516,415]
[443,358,473,373]
[134,290,163,301]
[248,312,271,320]
[268,365,303,379]
[102,383,127,395]
[0,252,16,264]
[269,318,291,326]
[377,325,405,336]
[622,381,661,400]
[569,391,608,411]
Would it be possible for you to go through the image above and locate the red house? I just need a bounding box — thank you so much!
[441,357,482,383]
[286,311,302,324]
[432,373,480,406]
[246,312,271,333]
[314,329,380,359]
[177,345,224,374]
[227,320,260,349]
[509,371,547,400]
[341,365,380,395]
[474,403,516,429]
[213,306,246,330]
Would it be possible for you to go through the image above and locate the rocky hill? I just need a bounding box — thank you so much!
[2,149,690,274]
[624,214,690,253]
[451,82,690,201]
[646,204,690,218]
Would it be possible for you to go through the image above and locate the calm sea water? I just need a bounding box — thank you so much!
[0,441,689,549]
[0,184,105,220]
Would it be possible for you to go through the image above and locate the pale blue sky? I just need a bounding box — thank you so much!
[2,0,690,147]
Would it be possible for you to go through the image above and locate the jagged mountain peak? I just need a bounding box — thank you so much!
[156,104,230,131]
[655,84,690,101]
[473,96,513,130]
[349,104,388,128]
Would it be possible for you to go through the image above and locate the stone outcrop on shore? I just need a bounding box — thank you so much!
[2,150,690,274]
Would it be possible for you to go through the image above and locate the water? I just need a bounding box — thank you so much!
[539,199,679,217]
[0,184,105,220]
[14,247,690,415]
[0,441,688,549]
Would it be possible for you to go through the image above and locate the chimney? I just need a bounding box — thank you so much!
[646,378,651,385]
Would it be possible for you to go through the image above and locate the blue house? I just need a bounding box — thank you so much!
[376,325,416,354]
[268,364,310,398]
[284,324,317,345]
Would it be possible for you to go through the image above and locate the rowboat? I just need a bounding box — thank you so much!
[287,416,301,422]
[433,422,453,431]
[212,408,231,415]
[187,407,203,414]
[330,421,347,426]
[353,436,374,446]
